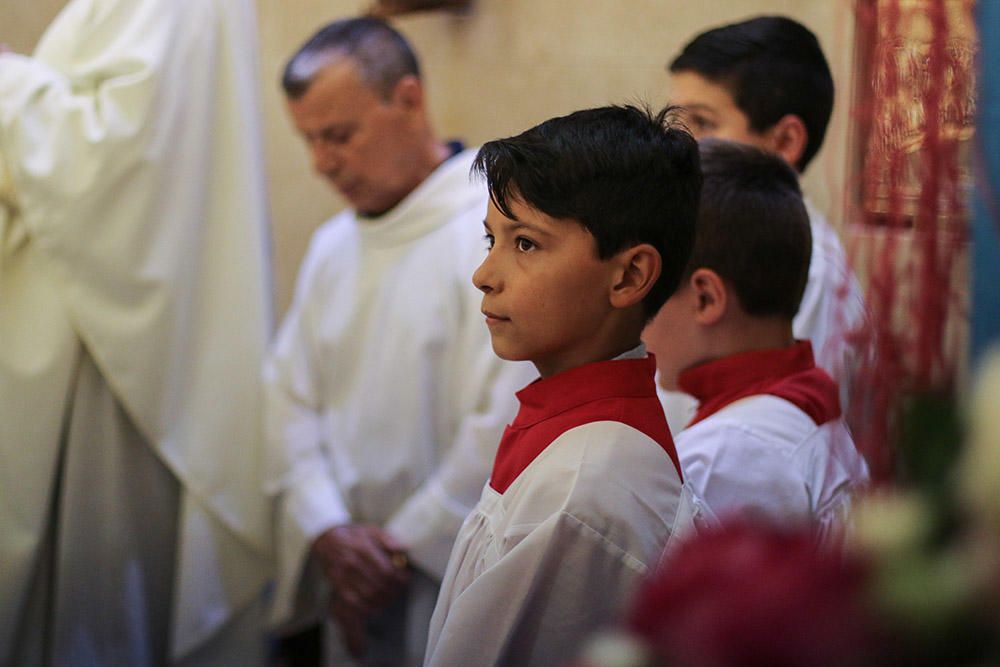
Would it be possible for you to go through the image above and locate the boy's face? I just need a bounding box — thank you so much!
[473,199,619,378]
[670,71,773,149]
[643,283,703,391]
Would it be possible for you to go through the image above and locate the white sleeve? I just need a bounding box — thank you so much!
[426,513,645,667]
[678,423,811,527]
[384,337,531,580]
[263,238,351,626]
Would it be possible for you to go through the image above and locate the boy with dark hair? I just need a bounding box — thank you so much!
[651,15,865,431]
[649,139,868,545]
[423,105,701,666]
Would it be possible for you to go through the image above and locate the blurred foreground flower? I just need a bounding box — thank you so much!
[623,519,887,667]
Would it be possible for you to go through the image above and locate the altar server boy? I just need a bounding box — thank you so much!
[424,105,702,666]
[648,139,869,545]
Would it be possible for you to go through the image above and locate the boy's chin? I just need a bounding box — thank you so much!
[489,341,530,364]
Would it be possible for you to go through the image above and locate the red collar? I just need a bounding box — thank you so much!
[512,356,659,427]
[490,354,679,493]
[678,341,840,427]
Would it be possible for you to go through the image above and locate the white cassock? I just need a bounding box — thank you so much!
[0,0,272,664]
[677,396,870,546]
[673,342,870,548]
[425,353,697,667]
[264,147,534,665]
[659,199,867,434]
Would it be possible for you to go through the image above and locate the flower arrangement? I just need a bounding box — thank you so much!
[578,349,1000,667]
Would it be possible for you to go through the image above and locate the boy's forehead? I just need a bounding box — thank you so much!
[484,198,580,234]
[669,71,739,113]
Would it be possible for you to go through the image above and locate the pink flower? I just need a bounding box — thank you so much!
[627,519,888,667]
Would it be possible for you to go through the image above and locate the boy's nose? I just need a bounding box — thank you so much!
[472,255,497,294]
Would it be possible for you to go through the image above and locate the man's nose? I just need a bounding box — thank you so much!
[312,142,341,176]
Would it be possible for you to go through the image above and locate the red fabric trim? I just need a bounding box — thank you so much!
[489,355,680,494]
[678,341,841,428]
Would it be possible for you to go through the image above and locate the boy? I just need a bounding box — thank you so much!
[423,105,701,666]
[650,15,865,431]
[648,140,869,544]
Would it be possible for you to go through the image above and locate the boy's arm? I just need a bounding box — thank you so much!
[426,511,648,667]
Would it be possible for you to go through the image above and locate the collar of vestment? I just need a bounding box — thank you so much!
[355,146,481,247]
[490,348,680,493]
[678,340,840,428]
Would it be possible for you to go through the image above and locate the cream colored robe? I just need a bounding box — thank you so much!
[0,0,272,661]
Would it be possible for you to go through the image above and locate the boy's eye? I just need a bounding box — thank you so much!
[483,233,495,250]
[688,114,716,135]
[515,237,536,252]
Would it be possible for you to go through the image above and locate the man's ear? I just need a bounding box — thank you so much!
[689,267,727,325]
[609,244,661,310]
[390,74,424,112]
[766,114,808,170]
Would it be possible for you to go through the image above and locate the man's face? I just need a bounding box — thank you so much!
[473,199,618,378]
[286,59,421,215]
[670,70,772,149]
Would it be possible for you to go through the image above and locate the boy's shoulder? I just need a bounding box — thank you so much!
[500,419,683,544]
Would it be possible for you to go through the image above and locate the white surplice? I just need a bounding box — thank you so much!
[264,147,534,664]
[425,354,696,667]
[678,396,869,546]
[0,0,272,662]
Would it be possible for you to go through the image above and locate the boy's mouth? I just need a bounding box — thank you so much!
[482,310,510,325]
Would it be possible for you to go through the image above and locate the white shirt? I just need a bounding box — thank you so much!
[677,396,869,546]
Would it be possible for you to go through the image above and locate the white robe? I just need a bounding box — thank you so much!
[264,147,534,664]
[677,395,870,547]
[0,0,272,661]
[424,421,694,667]
[659,200,867,433]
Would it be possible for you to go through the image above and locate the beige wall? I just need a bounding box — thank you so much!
[3,0,856,316]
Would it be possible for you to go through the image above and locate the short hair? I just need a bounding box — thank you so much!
[688,139,811,320]
[473,105,701,319]
[282,17,419,100]
[669,16,834,172]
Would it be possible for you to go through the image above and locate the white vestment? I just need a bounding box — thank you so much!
[425,425,694,667]
[0,0,272,662]
[425,354,695,667]
[677,396,869,547]
[659,200,866,433]
[264,148,533,665]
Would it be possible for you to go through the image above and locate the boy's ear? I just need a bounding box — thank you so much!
[689,267,727,325]
[609,244,661,310]
[766,114,808,170]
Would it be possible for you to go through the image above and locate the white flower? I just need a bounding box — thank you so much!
[850,490,932,559]
[578,632,652,667]
[959,346,1000,532]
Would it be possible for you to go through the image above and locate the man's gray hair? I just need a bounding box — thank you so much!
[282,17,420,100]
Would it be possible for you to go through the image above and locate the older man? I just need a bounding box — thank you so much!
[264,17,531,666]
